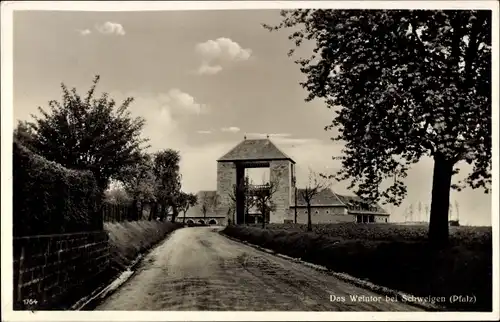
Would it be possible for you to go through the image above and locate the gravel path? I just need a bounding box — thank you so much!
[96,226,423,311]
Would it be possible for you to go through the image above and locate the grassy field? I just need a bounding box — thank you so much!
[223,223,492,311]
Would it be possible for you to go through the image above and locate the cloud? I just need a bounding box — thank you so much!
[108,88,207,152]
[221,126,240,133]
[195,37,252,75]
[158,88,208,115]
[95,22,126,36]
[197,130,212,134]
[196,37,252,61]
[197,63,223,75]
[78,29,92,36]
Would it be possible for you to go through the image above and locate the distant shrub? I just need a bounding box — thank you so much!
[13,140,100,236]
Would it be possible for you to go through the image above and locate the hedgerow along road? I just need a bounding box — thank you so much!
[96,226,424,311]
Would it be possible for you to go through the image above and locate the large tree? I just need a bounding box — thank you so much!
[153,149,182,222]
[21,75,148,194]
[265,10,491,244]
[120,153,156,220]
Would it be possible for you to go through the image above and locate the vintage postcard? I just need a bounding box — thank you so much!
[1,1,499,321]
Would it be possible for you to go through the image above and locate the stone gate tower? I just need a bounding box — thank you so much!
[216,137,296,225]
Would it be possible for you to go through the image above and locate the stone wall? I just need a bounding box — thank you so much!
[13,231,110,310]
[269,160,292,223]
[216,161,236,223]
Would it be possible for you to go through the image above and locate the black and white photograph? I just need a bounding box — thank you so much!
[1,1,499,321]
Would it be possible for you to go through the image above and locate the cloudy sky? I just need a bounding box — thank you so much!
[13,9,491,225]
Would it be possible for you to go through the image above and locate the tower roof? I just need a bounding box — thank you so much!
[217,138,295,163]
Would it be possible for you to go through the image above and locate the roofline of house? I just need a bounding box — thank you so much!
[330,190,348,206]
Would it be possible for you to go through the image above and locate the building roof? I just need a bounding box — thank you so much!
[217,139,295,163]
[293,188,389,215]
[295,188,345,207]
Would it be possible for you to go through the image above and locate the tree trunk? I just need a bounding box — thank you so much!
[428,154,454,246]
[132,198,139,221]
[171,204,178,223]
[159,203,165,221]
[149,202,156,221]
[261,206,266,229]
[139,202,144,220]
[307,204,312,232]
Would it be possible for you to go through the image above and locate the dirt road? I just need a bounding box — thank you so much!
[96,227,423,311]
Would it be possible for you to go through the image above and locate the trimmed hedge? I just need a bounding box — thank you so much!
[223,225,492,312]
[13,140,101,236]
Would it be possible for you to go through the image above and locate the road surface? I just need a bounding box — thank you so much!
[96,227,423,311]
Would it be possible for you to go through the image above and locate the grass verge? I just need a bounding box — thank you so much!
[222,224,492,312]
[104,220,184,274]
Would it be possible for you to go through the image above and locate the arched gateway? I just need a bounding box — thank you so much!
[216,138,296,225]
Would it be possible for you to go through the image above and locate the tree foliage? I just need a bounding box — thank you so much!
[14,120,37,151]
[22,75,148,193]
[104,182,132,206]
[264,10,491,243]
[121,153,156,206]
[153,149,182,221]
